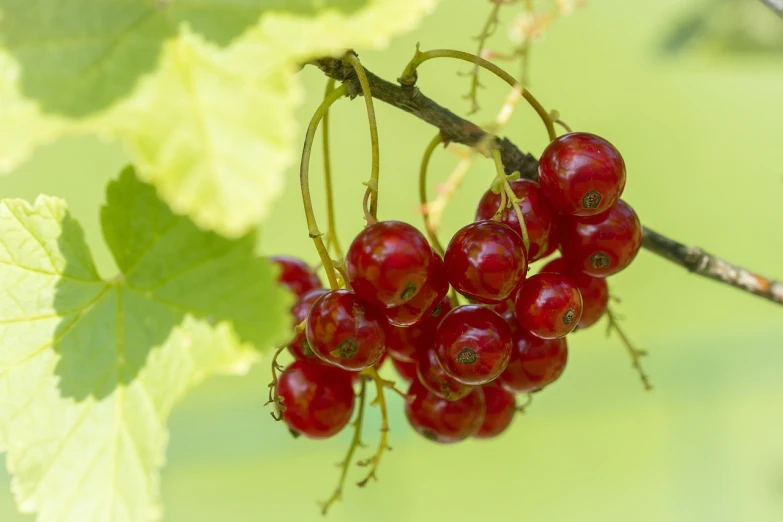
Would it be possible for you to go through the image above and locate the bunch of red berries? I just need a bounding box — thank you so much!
[270,132,642,443]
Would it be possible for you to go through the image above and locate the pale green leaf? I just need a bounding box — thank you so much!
[0,167,294,522]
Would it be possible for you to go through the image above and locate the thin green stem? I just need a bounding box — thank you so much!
[322,78,344,260]
[357,366,390,487]
[418,133,446,256]
[606,306,653,391]
[344,53,381,218]
[399,48,556,142]
[300,83,349,290]
[492,148,530,250]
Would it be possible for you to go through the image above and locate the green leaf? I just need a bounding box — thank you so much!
[0,0,366,117]
[0,167,294,522]
[0,0,441,237]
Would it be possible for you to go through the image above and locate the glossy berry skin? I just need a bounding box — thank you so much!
[288,288,329,363]
[306,290,387,371]
[475,179,556,261]
[391,357,418,382]
[474,383,516,439]
[444,221,528,304]
[498,330,568,393]
[558,199,642,278]
[404,380,486,444]
[385,251,449,327]
[269,256,322,298]
[538,132,626,216]
[417,348,474,401]
[278,360,355,439]
[346,221,432,308]
[385,296,452,362]
[540,257,608,329]
[434,305,512,385]
[514,273,583,339]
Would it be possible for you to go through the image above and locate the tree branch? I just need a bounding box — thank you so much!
[310,57,783,308]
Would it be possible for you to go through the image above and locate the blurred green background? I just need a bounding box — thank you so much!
[2,0,782,521]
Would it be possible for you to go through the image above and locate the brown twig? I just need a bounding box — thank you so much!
[310,56,783,308]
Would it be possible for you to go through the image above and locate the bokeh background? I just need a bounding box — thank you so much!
[2,0,782,521]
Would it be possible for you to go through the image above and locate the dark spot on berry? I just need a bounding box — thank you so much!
[300,339,315,358]
[401,282,418,301]
[422,429,438,441]
[582,190,602,209]
[330,338,358,359]
[590,252,610,269]
[430,304,443,317]
[562,307,576,326]
[456,348,478,364]
[288,428,301,439]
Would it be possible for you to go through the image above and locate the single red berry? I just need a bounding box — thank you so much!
[278,360,355,439]
[404,380,486,443]
[498,330,568,393]
[288,288,329,363]
[417,348,474,401]
[306,290,387,371]
[474,383,516,439]
[538,132,626,216]
[475,179,556,261]
[540,257,608,329]
[391,357,418,382]
[558,199,642,277]
[434,305,513,385]
[269,255,322,298]
[385,295,451,362]
[444,221,528,304]
[538,218,560,260]
[385,250,449,327]
[345,221,432,308]
[514,273,583,339]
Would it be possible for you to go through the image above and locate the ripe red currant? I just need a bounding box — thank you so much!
[404,380,486,443]
[434,305,512,385]
[345,220,432,308]
[288,288,330,363]
[538,132,626,216]
[277,360,355,439]
[540,257,608,329]
[444,220,528,304]
[474,383,516,439]
[269,255,322,298]
[417,348,474,401]
[475,179,556,261]
[558,199,642,277]
[305,290,387,371]
[498,330,568,393]
[514,273,583,339]
[385,250,449,327]
[385,296,451,362]
[391,357,418,382]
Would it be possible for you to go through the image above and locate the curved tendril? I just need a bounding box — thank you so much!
[322,78,344,260]
[419,133,447,256]
[300,84,349,290]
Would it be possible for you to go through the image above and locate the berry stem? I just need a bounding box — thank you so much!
[344,53,381,219]
[322,78,344,261]
[463,0,504,113]
[399,47,556,141]
[492,147,530,250]
[265,344,289,421]
[300,83,348,290]
[419,133,447,256]
[357,366,390,487]
[606,306,653,391]
[321,379,367,515]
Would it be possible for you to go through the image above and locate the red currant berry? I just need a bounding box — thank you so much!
[498,330,568,393]
[385,250,449,327]
[475,179,556,261]
[434,305,512,385]
[538,132,626,216]
[404,380,486,443]
[269,255,322,298]
[345,221,432,308]
[558,199,642,277]
[540,257,608,329]
[417,348,474,401]
[278,360,355,439]
[514,273,583,339]
[444,221,528,304]
[474,383,516,439]
[391,357,418,382]
[305,290,386,371]
[288,289,329,363]
[386,320,433,363]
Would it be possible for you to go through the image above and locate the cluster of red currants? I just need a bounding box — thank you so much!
[271,132,642,444]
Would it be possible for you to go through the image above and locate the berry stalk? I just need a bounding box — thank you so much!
[322,78,344,260]
[491,147,530,250]
[418,133,447,255]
